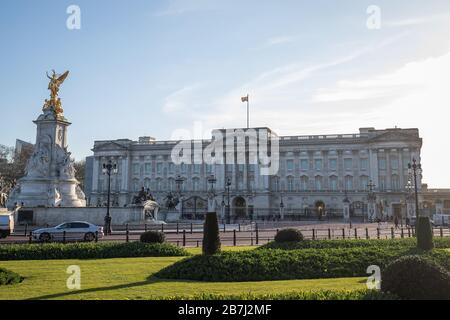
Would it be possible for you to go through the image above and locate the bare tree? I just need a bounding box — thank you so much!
[74,160,86,189]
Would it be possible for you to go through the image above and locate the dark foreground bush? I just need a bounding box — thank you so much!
[274,228,304,242]
[203,212,221,255]
[381,255,450,300]
[0,242,189,260]
[0,268,23,285]
[154,247,450,282]
[163,290,399,300]
[260,237,450,250]
[140,231,166,244]
[416,217,434,250]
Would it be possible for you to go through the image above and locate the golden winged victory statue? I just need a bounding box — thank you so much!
[43,70,69,116]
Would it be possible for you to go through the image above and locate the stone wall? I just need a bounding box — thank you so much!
[15,206,146,226]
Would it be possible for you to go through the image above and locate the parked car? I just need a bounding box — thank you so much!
[32,221,104,242]
[0,213,14,239]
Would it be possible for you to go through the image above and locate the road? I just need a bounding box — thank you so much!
[2,221,448,246]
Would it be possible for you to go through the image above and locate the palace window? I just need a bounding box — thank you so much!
[314,159,322,171]
[378,158,387,170]
[300,159,309,170]
[144,178,151,189]
[345,176,353,190]
[391,175,400,191]
[360,176,369,191]
[315,176,323,191]
[286,160,294,171]
[287,176,294,192]
[330,176,338,191]
[156,163,163,175]
[344,158,353,171]
[132,163,140,176]
[168,163,175,174]
[379,176,386,191]
[360,158,368,171]
[390,157,399,170]
[144,163,152,175]
[300,176,309,191]
[329,159,337,171]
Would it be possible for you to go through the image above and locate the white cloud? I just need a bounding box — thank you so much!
[162,84,202,113]
[310,51,450,187]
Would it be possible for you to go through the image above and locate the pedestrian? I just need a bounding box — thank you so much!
[394,216,399,229]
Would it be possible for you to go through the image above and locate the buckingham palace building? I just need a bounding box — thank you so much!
[84,126,424,221]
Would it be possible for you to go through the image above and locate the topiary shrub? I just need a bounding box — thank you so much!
[203,212,221,255]
[140,231,166,244]
[381,255,450,300]
[416,216,434,250]
[0,268,23,286]
[274,228,304,243]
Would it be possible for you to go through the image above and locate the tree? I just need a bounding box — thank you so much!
[74,160,86,189]
[202,212,221,255]
[416,216,434,250]
[0,144,32,192]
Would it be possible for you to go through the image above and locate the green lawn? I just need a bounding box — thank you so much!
[0,256,365,300]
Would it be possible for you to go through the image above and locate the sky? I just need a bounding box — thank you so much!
[0,0,450,187]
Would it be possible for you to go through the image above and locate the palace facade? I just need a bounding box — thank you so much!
[85,126,425,220]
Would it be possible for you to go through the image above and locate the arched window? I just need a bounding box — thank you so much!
[315,176,322,191]
[360,176,369,191]
[329,175,338,191]
[144,178,151,189]
[168,178,175,191]
[300,176,309,191]
[391,175,400,191]
[287,176,294,192]
[345,176,353,191]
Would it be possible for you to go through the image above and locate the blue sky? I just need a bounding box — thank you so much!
[1,0,450,187]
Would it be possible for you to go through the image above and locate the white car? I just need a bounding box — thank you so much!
[32,221,104,242]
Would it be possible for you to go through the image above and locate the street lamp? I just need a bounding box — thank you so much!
[408,158,422,217]
[175,175,185,217]
[207,175,217,193]
[225,177,232,224]
[279,193,284,220]
[102,160,118,235]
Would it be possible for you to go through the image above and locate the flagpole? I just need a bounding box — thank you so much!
[246,95,249,129]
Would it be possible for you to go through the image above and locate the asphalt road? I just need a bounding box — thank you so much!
[2,221,448,246]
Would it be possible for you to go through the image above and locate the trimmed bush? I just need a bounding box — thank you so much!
[416,216,434,250]
[203,212,221,255]
[140,231,166,244]
[0,268,23,286]
[261,237,450,250]
[381,255,450,300]
[154,246,450,282]
[274,228,304,242]
[0,242,189,261]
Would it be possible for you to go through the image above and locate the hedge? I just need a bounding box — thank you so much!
[259,237,450,251]
[0,242,190,261]
[161,290,399,300]
[154,247,450,282]
[381,255,450,300]
[0,268,23,286]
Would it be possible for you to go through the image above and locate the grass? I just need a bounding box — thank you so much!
[0,256,365,300]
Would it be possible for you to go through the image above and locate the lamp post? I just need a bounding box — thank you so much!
[175,175,185,217]
[408,158,422,217]
[207,175,217,193]
[367,180,377,222]
[102,160,118,235]
[279,192,285,220]
[225,177,232,224]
